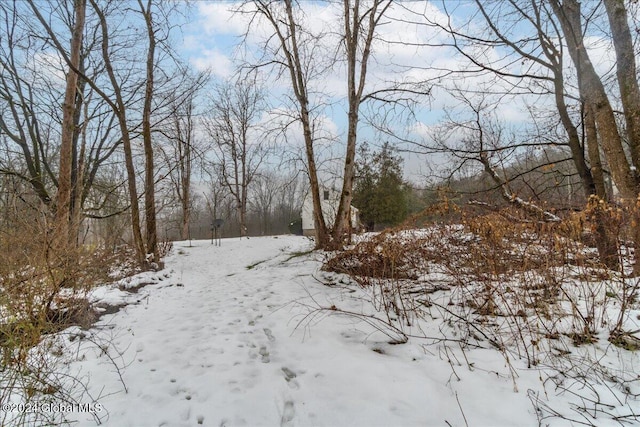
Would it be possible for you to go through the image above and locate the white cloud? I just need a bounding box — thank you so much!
[26,50,66,89]
[185,0,582,183]
[191,48,234,78]
[195,3,248,36]
[259,107,340,149]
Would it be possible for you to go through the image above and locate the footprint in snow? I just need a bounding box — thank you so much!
[248,315,264,326]
[281,367,296,381]
[280,401,295,426]
[178,405,190,421]
[263,328,275,342]
[260,294,271,302]
[281,367,299,390]
[259,345,270,363]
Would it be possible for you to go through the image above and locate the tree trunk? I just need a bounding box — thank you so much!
[551,69,595,198]
[551,48,617,267]
[332,0,390,246]
[240,136,248,238]
[552,0,627,271]
[301,106,330,248]
[238,201,247,238]
[603,0,640,274]
[70,58,89,246]
[551,0,636,200]
[181,200,190,240]
[582,103,619,268]
[56,0,86,247]
[140,0,158,263]
[332,0,360,246]
[584,104,608,201]
[91,0,146,265]
[603,0,640,176]
[180,128,191,241]
[282,0,330,248]
[121,130,146,264]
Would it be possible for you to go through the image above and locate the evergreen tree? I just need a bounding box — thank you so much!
[353,143,376,230]
[353,142,408,230]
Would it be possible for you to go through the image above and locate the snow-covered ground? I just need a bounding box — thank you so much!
[14,235,640,426]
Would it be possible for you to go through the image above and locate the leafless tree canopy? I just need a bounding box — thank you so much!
[0,0,638,265]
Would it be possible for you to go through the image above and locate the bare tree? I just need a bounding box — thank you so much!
[243,0,331,247]
[205,75,270,238]
[472,0,618,265]
[54,0,86,247]
[406,0,625,267]
[550,0,635,200]
[3,0,128,239]
[244,0,400,248]
[273,171,307,231]
[1,1,122,233]
[548,0,640,270]
[86,0,147,264]
[157,72,208,241]
[431,91,561,220]
[169,96,195,241]
[419,0,600,200]
[0,9,51,208]
[29,0,193,267]
[249,172,279,235]
[603,0,640,173]
[203,176,233,237]
[138,0,159,261]
[332,0,392,244]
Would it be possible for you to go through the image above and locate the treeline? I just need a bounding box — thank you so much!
[1,0,640,273]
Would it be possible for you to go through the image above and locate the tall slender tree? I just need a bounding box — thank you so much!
[550,0,635,200]
[206,76,269,238]
[139,0,159,262]
[248,0,331,247]
[89,0,146,264]
[246,0,396,248]
[332,0,393,244]
[603,0,640,176]
[23,0,86,245]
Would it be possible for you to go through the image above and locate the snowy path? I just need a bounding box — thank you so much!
[67,236,536,427]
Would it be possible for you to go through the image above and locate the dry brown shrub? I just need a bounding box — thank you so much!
[326,203,605,282]
[324,200,636,346]
[324,229,427,280]
[320,201,639,425]
[0,207,139,426]
[0,213,133,359]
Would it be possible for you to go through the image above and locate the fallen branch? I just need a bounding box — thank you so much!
[479,151,561,222]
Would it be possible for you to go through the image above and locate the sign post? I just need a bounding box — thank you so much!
[211,218,224,246]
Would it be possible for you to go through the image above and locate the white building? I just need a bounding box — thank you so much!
[301,187,360,237]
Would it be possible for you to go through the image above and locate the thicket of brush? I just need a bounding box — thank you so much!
[323,200,640,425]
[0,210,140,426]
